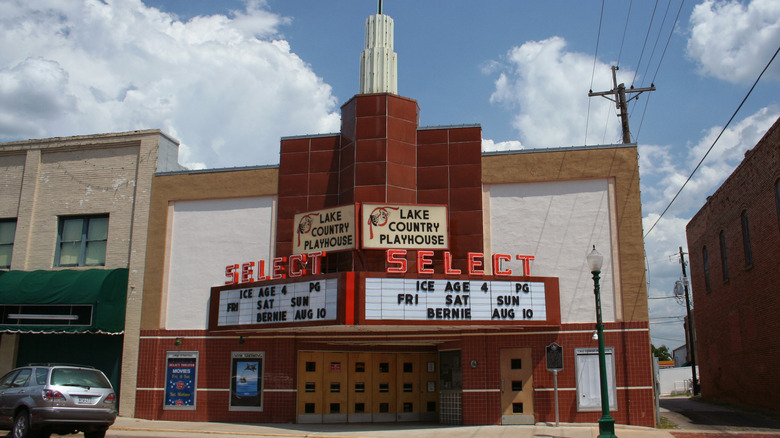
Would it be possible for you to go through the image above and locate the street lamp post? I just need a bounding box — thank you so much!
[587,246,617,438]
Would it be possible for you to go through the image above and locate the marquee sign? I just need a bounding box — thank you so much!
[364,277,548,322]
[216,278,338,327]
[362,204,448,250]
[293,205,356,254]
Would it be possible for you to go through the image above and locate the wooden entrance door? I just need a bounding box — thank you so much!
[297,351,323,423]
[499,348,534,424]
[297,351,438,423]
[347,352,373,423]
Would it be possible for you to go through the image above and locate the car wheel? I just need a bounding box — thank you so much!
[12,410,30,438]
[84,430,107,438]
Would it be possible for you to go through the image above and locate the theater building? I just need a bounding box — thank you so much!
[132,10,654,426]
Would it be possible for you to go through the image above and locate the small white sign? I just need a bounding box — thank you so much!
[362,204,449,249]
[293,205,356,254]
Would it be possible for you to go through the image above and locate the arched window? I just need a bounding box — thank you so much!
[702,245,711,293]
[719,230,729,282]
[741,210,753,268]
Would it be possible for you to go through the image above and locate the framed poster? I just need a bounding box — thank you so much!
[575,348,617,411]
[164,351,198,410]
[230,351,264,411]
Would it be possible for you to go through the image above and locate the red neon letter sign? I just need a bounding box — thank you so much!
[516,254,535,276]
[271,257,287,280]
[492,254,512,276]
[225,264,239,285]
[417,250,434,274]
[443,251,461,275]
[467,252,484,276]
[289,254,307,277]
[386,250,407,273]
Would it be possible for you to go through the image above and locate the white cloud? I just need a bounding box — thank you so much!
[640,106,779,217]
[489,36,633,148]
[482,138,524,152]
[0,0,340,169]
[639,107,779,347]
[687,0,780,83]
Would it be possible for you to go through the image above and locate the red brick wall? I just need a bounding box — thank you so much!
[275,94,484,275]
[686,117,780,414]
[136,323,654,427]
[417,126,483,273]
[458,322,653,426]
[276,134,341,259]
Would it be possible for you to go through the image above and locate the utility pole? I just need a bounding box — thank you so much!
[589,66,656,144]
[679,246,700,396]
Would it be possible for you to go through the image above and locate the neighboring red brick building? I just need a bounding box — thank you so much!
[686,116,780,414]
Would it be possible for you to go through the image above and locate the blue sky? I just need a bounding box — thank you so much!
[1,0,779,349]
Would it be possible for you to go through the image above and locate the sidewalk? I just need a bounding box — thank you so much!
[109,416,676,438]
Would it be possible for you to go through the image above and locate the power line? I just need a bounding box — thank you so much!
[652,336,684,343]
[629,0,673,125]
[635,0,686,142]
[643,44,780,238]
[616,0,633,67]
[640,0,673,88]
[631,0,660,87]
[651,0,686,85]
[585,0,606,145]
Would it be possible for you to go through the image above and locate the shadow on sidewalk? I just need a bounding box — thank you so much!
[660,396,780,431]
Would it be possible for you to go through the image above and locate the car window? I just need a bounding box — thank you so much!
[35,368,49,385]
[11,369,32,387]
[0,370,19,389]
[51,368,111,389]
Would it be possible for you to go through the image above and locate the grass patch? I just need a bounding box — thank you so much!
[658,416,677,429]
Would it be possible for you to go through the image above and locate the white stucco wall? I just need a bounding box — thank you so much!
[658,366,698,395]
[486,179,616,324]
[165,197,275,329]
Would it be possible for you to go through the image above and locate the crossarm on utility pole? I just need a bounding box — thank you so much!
[588,65,656,143]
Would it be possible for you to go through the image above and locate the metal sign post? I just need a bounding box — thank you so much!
[546,342,564,426]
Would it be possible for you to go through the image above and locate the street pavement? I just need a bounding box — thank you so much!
[659,396,780,435]
[16,396,780,438]
[102,417,672,438]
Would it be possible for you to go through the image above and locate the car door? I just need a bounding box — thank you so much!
[3,369,32,417]
[0,370,21,426]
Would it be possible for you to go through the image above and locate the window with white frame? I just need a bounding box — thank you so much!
[575,348,617,411]
[55,215,109,267]
[0,220,16,269]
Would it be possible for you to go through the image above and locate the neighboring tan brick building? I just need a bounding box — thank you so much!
[686,116,780,414]
[0,130,183,411]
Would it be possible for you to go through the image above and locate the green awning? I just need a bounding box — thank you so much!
[0,269,128,334]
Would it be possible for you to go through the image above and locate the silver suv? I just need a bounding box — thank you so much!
[0,364,117,438]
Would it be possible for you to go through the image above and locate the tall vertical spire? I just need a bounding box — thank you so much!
[359,5,397,94]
